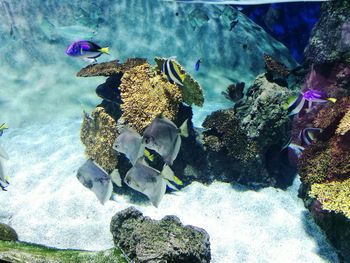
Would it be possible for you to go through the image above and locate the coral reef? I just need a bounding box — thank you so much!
[80,106,118,173]
[202,74,293,187]
[336,107,350,135]
[77,58,147,77]
[119,63,183,133]
[154,57,204,107]
[110,207,211,263]
[222,82,245,103]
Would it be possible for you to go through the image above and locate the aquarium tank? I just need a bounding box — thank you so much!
[0,0,350,262]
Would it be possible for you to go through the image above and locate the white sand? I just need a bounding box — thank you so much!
[0,120,339,263]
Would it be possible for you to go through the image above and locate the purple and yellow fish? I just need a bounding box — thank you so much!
[66,40,109,63]
[285,89,336,116]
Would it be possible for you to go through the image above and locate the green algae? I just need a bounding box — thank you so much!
[0,240,129,263]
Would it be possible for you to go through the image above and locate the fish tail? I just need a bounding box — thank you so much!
[98,47,109,54]
[144,149,155,162]
[179,119,189,138]
[327,98,337,103]
[0,123,8,130]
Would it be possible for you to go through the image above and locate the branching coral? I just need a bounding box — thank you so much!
[310,178,350,219]
[80,107,118,173]
[154,57,204,107]
[119,63,183,133]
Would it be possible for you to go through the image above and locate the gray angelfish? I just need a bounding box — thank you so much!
[142,116,188,165]
[76,159,113,205]
[0,159,9,191]
[113,127,145,166]
[124,158,178,207]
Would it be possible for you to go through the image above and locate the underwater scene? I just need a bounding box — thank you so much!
[0,0,350,262]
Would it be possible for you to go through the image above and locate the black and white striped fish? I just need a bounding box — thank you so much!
[162,58,185,86]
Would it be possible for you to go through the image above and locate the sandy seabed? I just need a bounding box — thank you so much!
[0,119,339,263]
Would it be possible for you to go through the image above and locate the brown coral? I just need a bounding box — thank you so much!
[80,107,118,173]
[263,54,290,78]
[119,63,183,133]
[154,57,204,107]
[77,58,147,77]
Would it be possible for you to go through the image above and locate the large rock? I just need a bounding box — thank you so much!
[110,207,211,263]
[305,0,350,64]
[202,74,294,188]
[0,223,18,242]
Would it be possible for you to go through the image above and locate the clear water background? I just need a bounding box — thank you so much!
[0,1,340,262]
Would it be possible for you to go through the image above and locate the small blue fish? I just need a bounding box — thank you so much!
[195,59,201,72]
[66,40,109,63]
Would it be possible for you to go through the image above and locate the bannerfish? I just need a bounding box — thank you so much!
[142,116,189,165]
[113,127,145,166]
[0,123,8,137]
[195,59,201,71]
[281,140,304,168]
[124,158,180,207]
[285,90,336,116]
[76,159,113,205]
[162,58,185,86]
[66,40,109,63]
[298,127,323,146]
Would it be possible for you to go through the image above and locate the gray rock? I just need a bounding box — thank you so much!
[0,223,18,241]
[110,207,211,263]
[203,74,294,188]
[305,0,350,64]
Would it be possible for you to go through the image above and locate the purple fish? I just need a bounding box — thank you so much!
[66,40,109,63]
[286,90,336,116]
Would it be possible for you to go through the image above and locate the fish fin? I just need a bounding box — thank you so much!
[327,98,337,103]
[150,179,167,207]
[166,180,179,191]
[0,145,9,160]
[161,165,183,185]
[102,181,113,205]
[179,119,189,138]
[110,169,122,187]
[165,136,181,165]
[110,192,119,202]
[144,149,155,162]
[0,123,8,130]
[98,47,109,54]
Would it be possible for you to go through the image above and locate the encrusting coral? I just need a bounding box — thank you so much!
[336,107,350,135]
[119,63,183,133]
[154,57,204,107]
[310,178,350,218]
[80,107,118,173]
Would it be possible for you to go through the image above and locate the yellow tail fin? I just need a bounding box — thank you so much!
[327,98,337,103]
[98,47,109,54]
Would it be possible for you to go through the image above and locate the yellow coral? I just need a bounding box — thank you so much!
[119,63,183,133]
[336,109,350,135]
[80,107,118,173]
[310,178,350,219]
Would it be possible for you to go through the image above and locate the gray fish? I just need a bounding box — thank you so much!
[142,116,188,165]
[113,127,145,166]
[76,159,113,205]
[0,159,9,191]
[124,158,177,207]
